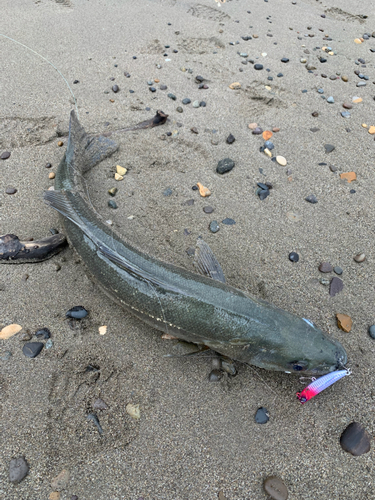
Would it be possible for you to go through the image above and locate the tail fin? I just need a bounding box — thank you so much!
[66,110,118,174]
[44,190,86,231]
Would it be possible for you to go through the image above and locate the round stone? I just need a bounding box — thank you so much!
[255,407,269,424]
[340,422,371,456]
[66,306,88,319]
[319,262,333,273]
[334,266,343,275]
[5,187,17,195]
[203,206,214,214]
[23,342,44,358]
[368,325,375,339]
[199,101,206,107]
[252,127,263,135]
[208,369,222,382]
[327,96,334,103]
[192,101,199,108]
[226,134,235,144]
[263,476,288,500]
[354,253,365,263]
[254,64,263,70]
[341,75,348,82]
[305,194,318,204]
[222,218,236,225]
[108,200,117,209]
[49,172,55,179]
[276,156,287,166]
[112,85,119,93]
[312,111,319,117]
[341,112,351,118]
[217,158,235,175]
[149,87,156,92]
[289,252,299,262]
[176,107,183,113]
[45,162,52,168]
[209,220,220,233]
[9,456,29,484]
[182,98,191,105]
[168,93,176,100]
[160,84,167,90]
[1,151,11,160]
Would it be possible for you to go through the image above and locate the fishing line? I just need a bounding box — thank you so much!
[0,33,79,118]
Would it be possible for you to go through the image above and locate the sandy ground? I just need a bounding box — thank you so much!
[1,0,375,498]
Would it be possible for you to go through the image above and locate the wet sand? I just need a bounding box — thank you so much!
[1,0,375,498]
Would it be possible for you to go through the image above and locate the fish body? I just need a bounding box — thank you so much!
[44,111,347,375]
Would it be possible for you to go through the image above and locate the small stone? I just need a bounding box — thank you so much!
[281,57,289,63]
[330,277,344,297]
[368,126,375,134]
[327,96,334,103]
[289,252,299,263]
[108,187,118,197]
[23,342,44,358]
[222,218,236,225]
[354,97,363,103]
[357,81,366,87]
[319,262,333,273]
[263,476,288,500]
[264,140,274,150]
[5,187,17,195]
[191,127,198,134]
[35,328,51,339]
[0,324,22,340]
[341,112,351,118]
[149,87,156,92]
[341,75,348,82]
[276,156,287,166]
[203,206,214,214]
[369,325,375,339]
[342,102,352,109]
[305,195,318,204]
[98,325,107,335]
[163,187,172,196]
[248,122,257,130]
[116,165,127,176]
[45,162,52,168]
[49,493,60,500]
[209,369,222,382]
[255,407,269,424]
[217,158,235,175]
[93,398,109,410]
[48,172,55,179]
[51,469,70,491]
[254,64,263,70]
[262,130,273,141]
[354,39,362,44]
[272,127,280,133]
[340,422,371,456]
[336,313,352,332]
[209,220,220,233]
[114,173,124,181]
[112,85,119,93]
[182,98,191,105]
[1,151,11,159]
[192,101,199,108]
[252,127,263,135]
[229,82,241,90]
[70,496,78,500]
[340,172,356,182]
[9,456,29,484]
[126,403,140,420]
[168,93,176,100]
[354,253,365,263]
[176,106,183,113]
[57,141,64,147]
[324,144,335,153]
[196,182,211,197]
[264,148,272,158]
[226,134,235,144]
[258,188,270,200]
[160,84,167,90]
[19,331,32,341]
[108,200,117,209]
[312,111,319,117]
[66,306,88,319]
[334,266,343,275]
[199,101,206,107]
[45,339,53,349]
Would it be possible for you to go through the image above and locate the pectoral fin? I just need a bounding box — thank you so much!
[194,237,226,283]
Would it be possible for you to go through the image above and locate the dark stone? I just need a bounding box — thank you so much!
[305,195,318,204]
[281,57,289,63]
[192,185,198,191]
[5,187,17,195]
[258,189,269,200]
[222,218,236,225]
[176,106,183,113]
[310,128,320,133]
[66,306,88,319]
[226,134,235,144]
[149,87,156,92]
[191,127,198,134]
[312,111,319,117]
[168,93,176,100]
[252,127,263,135]
[324,144,335,153]
[9,456,29,484]
[199,101,206,107]
[254,64,263,70]
[289,252,299,263]
[340,422,371,456]
[124,72,131,77]
[195,75,204,82]
[108,200,117,209]
[0,151,11,160]
[45,162,52,168]
[334,266,343,275]
[329,277,344,297]
[73,80,79,84]
[209,220,220,233]
[160,84,167,90]
[255,407,269,424]
[319,262,333,273]
[263,476,288,500]
[35,328,51,339]
[318,162,327,166]
[71,496,79,500]
[217,158,235,174]
[23,342,44,359]
[209,369,222,382]
[368,325,375,339]
[112,85,119,93]
[264,140,274,150]
[277,73,283,77]
[182,98,191,105]
[203,206,214,214]
[320,57,327,63]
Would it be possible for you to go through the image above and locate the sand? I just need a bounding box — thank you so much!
[1,0,375,498]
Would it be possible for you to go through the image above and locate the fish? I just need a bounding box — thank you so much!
[43,110,347,375]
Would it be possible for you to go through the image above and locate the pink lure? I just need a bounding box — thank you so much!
[296,368,351,404]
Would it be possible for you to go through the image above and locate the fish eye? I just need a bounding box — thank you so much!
[289,360,308,371]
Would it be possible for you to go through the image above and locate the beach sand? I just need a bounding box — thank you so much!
[1,0,375,498]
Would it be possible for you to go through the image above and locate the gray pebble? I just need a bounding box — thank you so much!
[45,339,53,349]
[203,206,214,214]
[176,106,183,113]
[108,200,117,209]
[192,100,200,108]
[182,98,191,105]
[5,187,17,195]
[221,360,237,376]
[209,220,220,233]
[167,93,176,100]
[1,351,12,361]
[1,151,11,160]
[368,325,375,339]
[327,96,334,103]
[217,158,235,174]
[341,111,351,118]
[329,277,344,297]
[163,187,173,196]
[22,342,44,359]
[334,266,343,275]
[35,327,51,339]
[255,407,269,424]
[9,456,29,484]
[208,369,222,382]
[93,398,109,410]
[254,64,263,70]
[263,476,288,500]
[66,306,88,319]
[319,262,333,273]
[324,144,335,153]
[222,218,236,225]
[160,84,167,90]
[305,194,318,204]
[340,422,371,456]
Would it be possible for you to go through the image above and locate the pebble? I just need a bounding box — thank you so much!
[209,369,222,382]
[200,101,206,107]
[49,493,60,500]
[203,206,214,214]
[342,102,352,109]
[368,126,375,135]
[9,456,29,484]
[168,93,176,100]
[160,84,167,90]
[49,172,55,179]
[108,200,117,209]
[197,182,211,197]
[368,325,375,339]
[330,277,344,297]
[226,134,235,144]
[51,469,70,491]
[191,127,198,134]
[341,112,351,118]
[192,101,199,108]
[1,351,12,361]
[217,158,235,175]
[23,342,44,358]
[252,127,263,135]
[1,151,11,159]
[340,172,356,182]
[312,111,319,117]
[334,266,343,275]
[277,73,283,77]
[248,123,257,130]
[289,252,299,263]
[93,398,109,410]
[5,187,17,195]
[324,144,335,153]
[116,165,127,176]
[354,253,366,263]
[340,422,371,456]
[327,96,334,103]
[176,106,183,113]
[357,82,366,87]
[45,162,52,168]
[255,407,269,424]
[114,173,124,181]
[222,218,236,225]
[87,412,104,433]
[126,403,140,420]
[182,98,191,105]
[58,141,64,147]
[336,313,352,332]
[35,328,51,339]
[66,306,88,319]
[45,339,53,349]
[229,82,241,90]
[108,187,118,197]
[149,87,156,92]
[258,188,270,200]
[254,64,263,70]
[112,85,119,93]
[281,57,289,63]
[319,262,333,273]
[262,130,273,140]
[305,194,318,204]
[264,140,274,150]
[341,75,348,82]
[276,156,287,166]
[263,476,288,500]
[209,220,220,233]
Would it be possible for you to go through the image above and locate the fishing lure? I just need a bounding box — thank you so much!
[296,368,351,404]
